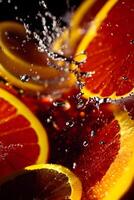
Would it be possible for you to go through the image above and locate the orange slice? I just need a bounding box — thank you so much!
[53,0,108,55]
[0,87,49,179]
[0,21,75,95]
[0,164,82,200]
[74,0,134,99]
[72,105,134,200]
[43,95,134,199]
[89,109,134,200]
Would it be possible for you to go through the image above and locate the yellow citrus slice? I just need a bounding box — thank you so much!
[74,0,134,99]
[0,87,49,179]
[0,164,82,200]
[0,21,75,94]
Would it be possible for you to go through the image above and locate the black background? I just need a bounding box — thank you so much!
[0,0,82,25]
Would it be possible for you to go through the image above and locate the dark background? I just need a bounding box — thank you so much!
[0,0,82,25]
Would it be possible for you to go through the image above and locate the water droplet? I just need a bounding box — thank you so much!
[91,130,96,137]
[77,99,85,109]
[65,148,68,153]
[130,39,134,45]
[80,71,95,78]
[72,162,77,169]
[83,140,88,147]
[14,5,18,10]
[46,116,52,123]
[66,120,75,128]
[53,101,65,107]
[122,76,128,80]
[99,140,105,145]
[20,74,30,82]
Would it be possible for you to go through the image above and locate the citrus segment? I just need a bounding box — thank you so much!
[86,110,134,200]
[0,87,49,179]
[75,0,134,99]
[39,94,134,199]
[0,21,75,94]
[0,164,82,200]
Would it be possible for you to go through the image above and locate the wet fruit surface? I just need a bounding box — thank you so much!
[34,90,119,199]
[0,0,134,199]
[0,87,49,179]
[33,87,134,200]
[77,0,134,99]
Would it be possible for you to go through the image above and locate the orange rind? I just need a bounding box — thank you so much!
[74,0,134,99]
[0,164,82,200]
[0,21,75,94]
[0,87,49,179]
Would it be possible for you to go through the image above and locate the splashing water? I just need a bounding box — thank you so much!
[0,0,96,100]
[22,0,92,89]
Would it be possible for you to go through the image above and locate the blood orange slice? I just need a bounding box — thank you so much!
[53,0,107,55]
[0,87,49,179]
[0,164,82,200]
[73,106,134,200]
[40,94,134,200]
[75,0,134,99]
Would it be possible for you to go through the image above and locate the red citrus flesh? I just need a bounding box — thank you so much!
[0,87,49,179]
[37,90,134,199]
[77,0,134,98]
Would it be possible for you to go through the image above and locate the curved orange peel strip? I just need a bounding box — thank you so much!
[0,164,82,200]
[25,164,82,200]
[0,21,75,93]
[81,87,134,100]
[53,0,96,53]
[76,0,118,53]
[88,110,134,200]
[0,64,45,92]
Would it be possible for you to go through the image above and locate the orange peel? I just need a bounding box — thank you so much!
[0,87,49,179]
[0,164,82,200]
